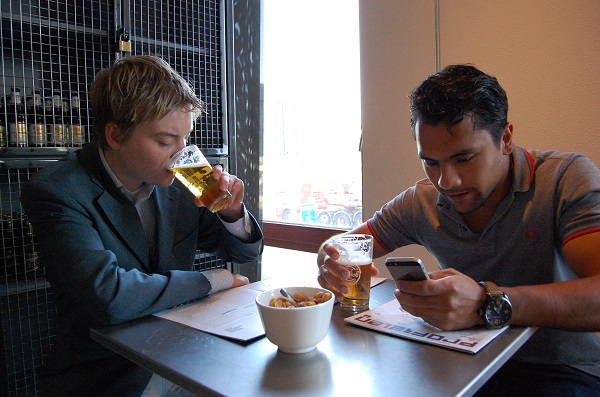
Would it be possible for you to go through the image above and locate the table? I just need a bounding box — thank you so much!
[91,278,535,397]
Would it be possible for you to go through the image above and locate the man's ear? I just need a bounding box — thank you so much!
[501,122,514,155]
[105,123,122,150]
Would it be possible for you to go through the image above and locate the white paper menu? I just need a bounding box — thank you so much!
[344,299,508,354]
[155,286,265,341]
[154,277,388,342]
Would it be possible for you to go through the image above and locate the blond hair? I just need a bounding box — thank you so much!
[90,55,205,149]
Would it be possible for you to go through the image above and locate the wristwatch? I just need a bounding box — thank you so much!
[477,281,512,328]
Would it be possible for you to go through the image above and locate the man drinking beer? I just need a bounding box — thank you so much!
[21,55,263,396]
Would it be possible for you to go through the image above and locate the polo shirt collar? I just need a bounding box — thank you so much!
[511,144,536,194]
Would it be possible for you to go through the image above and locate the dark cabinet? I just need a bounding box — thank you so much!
[0,1,231,395]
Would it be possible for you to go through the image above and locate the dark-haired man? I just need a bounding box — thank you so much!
[318,64,600,395]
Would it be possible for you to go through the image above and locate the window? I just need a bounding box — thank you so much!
[261,0,362,251]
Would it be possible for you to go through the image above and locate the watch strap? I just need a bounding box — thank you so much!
[479,281,504,298]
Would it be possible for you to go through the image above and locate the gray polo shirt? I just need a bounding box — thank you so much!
[369,145,600,376]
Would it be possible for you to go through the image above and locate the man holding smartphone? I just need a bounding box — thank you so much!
[317,65,600,395]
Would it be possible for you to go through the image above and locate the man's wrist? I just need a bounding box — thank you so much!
[478,281,513,328]
[219,204,252,240]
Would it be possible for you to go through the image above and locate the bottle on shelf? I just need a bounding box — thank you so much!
[7,87,28,147]
[62,95,71,146]
[44,95,54,146]
[0,97,6,147]
[46,93,66,147]
[27,89,47,147]
[68,94,84,147]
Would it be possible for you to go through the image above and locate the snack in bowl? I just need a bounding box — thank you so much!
[256,286,335,354]
[269,291,333,308]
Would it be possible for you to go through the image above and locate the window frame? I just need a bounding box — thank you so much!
[263,221,346,253]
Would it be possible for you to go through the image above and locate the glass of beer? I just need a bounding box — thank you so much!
[330,234,373,312]
[169,145,232,212]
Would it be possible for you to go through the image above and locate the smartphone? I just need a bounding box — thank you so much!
[385,257,429,281]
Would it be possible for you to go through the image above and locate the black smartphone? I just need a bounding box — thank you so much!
[385,257,429,281]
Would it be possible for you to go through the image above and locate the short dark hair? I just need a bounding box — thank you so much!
[409,64,508,142]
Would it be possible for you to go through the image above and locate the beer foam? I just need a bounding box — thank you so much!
[332,235,373,267]
[337,255,372,267]
[170,160,210,169]
[169,146,210,169]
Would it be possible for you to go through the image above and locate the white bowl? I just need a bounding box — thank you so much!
[256,286,335,354]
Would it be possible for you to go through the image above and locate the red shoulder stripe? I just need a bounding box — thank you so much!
[366,220,392,253]
[563,228,600,246]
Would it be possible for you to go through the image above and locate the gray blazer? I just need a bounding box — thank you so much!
[21,144,263,396]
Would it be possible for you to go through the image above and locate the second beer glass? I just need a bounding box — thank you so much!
[331,234,373,312]
[169,145,232,212]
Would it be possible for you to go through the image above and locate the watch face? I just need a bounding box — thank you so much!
[484,296,512,327]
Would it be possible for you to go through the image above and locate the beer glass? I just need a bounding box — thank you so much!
[330,234,373,312]
[169,145,232,212]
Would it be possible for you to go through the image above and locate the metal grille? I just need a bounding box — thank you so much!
[0,282,55,397]
[194,252,226,272]
[0,168,41,283]
[0,167,55,397]
[0,0,113,150]
[129,0,226,153]
[1,1,228,396]
[1,0,227,154]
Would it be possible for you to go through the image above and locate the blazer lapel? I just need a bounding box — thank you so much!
[79,145,150,271]
[97,191,151,270]
[153,185,180,273]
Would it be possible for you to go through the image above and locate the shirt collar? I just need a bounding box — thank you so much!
[511,144,535,193]
[98,148,155,204]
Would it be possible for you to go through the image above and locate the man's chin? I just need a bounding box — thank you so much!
[450,200,485,215]
[156,175,176,187]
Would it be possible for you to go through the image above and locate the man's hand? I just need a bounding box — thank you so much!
[232,273,249,288]
[393,268,485,331]
[194,165,245,222]
[317,241,379,302]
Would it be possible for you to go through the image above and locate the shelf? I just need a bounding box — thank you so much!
[2,10,208,58]
[1,10,110,39]
[132,35,209,56]
[0,278,49,297]
[0,147,77,168]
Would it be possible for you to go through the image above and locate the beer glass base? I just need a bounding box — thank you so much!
[339,300,369,313]
[206,193,233,213]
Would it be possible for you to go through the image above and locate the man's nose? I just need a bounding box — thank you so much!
[173,140,188,155]
[438,164,461,190]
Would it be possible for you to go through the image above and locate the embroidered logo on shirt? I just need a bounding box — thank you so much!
[524,230,538,241]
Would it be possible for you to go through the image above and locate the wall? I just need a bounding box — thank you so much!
[232,0,262,281]
[359,0,600,273]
